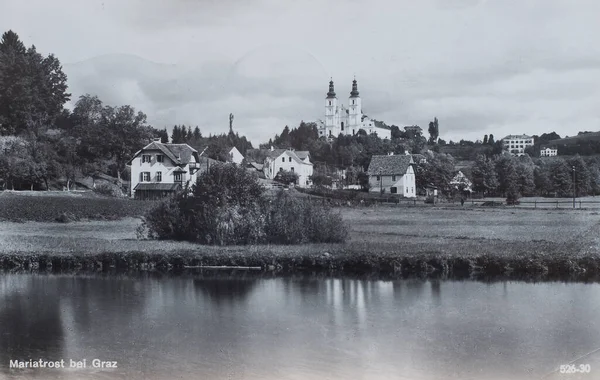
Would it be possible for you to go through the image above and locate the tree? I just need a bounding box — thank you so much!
[471,154,498,196]
[0,30,70,136]
[568,155,591,196]
[547,158,573,197]
[494,155,519,197]
[483,135,488,145]
[357,171,370,192]
[428,117,439,144]
[274,170,299,185]
[310,172,333,189]
[488,134,495,145]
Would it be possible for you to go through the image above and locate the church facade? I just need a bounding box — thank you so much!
[317,79,391,140]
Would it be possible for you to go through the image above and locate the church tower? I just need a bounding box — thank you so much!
[348,77,362,135]
[324,79,338,137]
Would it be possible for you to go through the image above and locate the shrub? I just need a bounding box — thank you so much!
[93,182,124,198]
[139,164,348,245]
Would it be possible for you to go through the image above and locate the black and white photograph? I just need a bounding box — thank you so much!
[1,0,599,379]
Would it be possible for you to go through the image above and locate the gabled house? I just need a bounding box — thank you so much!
[228,147,244,164]
[367,153,416,197]
[127,138,203,199]
[262,147,313,187]
[540,146,558,157]
[450,170,473,193]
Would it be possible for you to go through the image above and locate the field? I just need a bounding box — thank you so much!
[1,191,600,280]
[0,191,157,222]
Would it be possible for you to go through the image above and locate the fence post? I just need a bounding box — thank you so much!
[534,201,537,209]
[579,201,582,209]
[556,200,559,209]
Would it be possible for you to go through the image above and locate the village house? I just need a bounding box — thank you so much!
[228,147,244,164]
[540,146,558,157]
[262,147,313,187]
[367,153,416,197]
[450,170,473,194]
[127,138,204,199]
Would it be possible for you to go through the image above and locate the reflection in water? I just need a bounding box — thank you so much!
[0,277,65,365]
[0,274,599,380]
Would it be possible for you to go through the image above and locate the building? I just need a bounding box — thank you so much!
[228,147,244,164]
[367,153,416,197]
[262,147,313,187]
[317,78,392,140]
[127,139,203,199]
[540,146,558,157]
[502,135,535,156]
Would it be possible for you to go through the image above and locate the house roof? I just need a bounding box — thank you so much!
[367,155,414,175]
[134,183,181,191]
[128,141,199,166]
[294,151,310,160]
[502,134,533,140]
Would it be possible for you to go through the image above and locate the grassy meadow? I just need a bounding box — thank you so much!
[1,191,600,279]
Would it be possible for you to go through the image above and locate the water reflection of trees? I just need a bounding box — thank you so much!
[0,277,65,373]
[193,274,259,306]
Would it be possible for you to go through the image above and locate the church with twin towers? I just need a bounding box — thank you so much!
[317,78,391,140]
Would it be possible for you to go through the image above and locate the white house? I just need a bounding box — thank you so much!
[502,134,535,156]
[127,139,203,199]
[317,78,392,140]
[367,153,416,197]
[228,147,244,164]
[263,147,313,187]
[540,146,558,157]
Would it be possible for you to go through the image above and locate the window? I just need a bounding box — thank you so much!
[142,172,150,182]
[406,187,409,193]
[156,155,164,163]
[411,187,414,193]
[156,172,162,182]
[142,155,151,163]
[174,173,182,182]
[289,157,292,162]
[282,157,285,162]
[341,122,344,131]
[390,187,397,194]
[291,167,294,172]
[392,175,396,181]
[279,167,283,172]
[376,175,380,181]
[329,101,331,106]
[352,100,355,105]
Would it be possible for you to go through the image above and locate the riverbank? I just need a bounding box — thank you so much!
[1,206,600,280]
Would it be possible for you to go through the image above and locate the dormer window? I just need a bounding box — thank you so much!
[142,155,151,163]
[156,155,164,163]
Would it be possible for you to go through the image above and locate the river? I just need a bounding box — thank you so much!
[0,273,598,380]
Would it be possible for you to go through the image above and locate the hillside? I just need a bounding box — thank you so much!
[548,131,600,146]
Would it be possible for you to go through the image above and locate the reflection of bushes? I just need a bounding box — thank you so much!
[139,165,348,245]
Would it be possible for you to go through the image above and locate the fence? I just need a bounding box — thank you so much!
[303,194,600,209]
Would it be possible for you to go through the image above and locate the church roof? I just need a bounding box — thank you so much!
[367,155,414,176]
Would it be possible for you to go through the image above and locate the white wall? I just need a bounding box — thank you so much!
[130,150,198,197]
[368,166,416,197]
[265,152,313,187]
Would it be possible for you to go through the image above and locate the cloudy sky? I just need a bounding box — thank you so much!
[3,0,600,145]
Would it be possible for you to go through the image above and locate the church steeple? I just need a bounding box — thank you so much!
[350,77,359,98]
[326,78,336,98]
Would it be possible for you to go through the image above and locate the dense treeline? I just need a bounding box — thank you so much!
[471,154,600,198]
[0,30,253,191]
[171,124,253,162]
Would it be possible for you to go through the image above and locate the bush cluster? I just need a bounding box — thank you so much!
[138,165,348,245]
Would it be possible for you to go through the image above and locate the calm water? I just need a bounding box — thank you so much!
[0,273,599,380]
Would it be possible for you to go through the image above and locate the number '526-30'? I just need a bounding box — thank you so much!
[559,364,591,374]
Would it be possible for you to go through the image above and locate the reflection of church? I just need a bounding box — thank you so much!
[317,78,391,140]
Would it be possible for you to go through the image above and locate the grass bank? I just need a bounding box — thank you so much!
[1,193,600,280]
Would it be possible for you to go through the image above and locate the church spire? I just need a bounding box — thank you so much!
[350,77,359,98]
[326,78,336,98]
